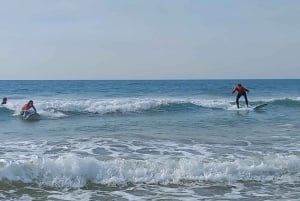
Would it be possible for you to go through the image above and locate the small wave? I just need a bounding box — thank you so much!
[1,98,215,118]
[270,98,300,107]
[0,106,13,114]
[0,154,299,188]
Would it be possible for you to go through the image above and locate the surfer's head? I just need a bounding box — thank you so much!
[238,83,242,87]
[28,100,34,106]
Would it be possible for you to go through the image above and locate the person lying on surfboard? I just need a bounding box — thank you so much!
[20,100,37,117]
[232,83,249,108]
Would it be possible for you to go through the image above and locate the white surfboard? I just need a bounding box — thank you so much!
[253,103,268,110]
[24,112,40,120]
[230,103,268,111]
[20,110,40,121]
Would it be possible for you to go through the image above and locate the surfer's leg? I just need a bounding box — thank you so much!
[244,93,249,107]
[23,110,29,118]
[236,94,241,108]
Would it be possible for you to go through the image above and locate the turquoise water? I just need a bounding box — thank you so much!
[0,80,300,200]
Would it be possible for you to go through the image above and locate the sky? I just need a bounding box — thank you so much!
[0,0,299,80]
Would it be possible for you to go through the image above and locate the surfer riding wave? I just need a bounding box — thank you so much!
[232,83,249,108]
[20,100,37,118]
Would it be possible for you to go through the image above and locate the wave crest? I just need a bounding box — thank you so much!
[3,97,300,119]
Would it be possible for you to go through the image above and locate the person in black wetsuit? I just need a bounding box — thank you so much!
[1,97,7,105]
[232,84,249,108]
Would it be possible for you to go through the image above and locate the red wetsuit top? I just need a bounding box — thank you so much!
[22,104,31,111]
[234,86,248,94]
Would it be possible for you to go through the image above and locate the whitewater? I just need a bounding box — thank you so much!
[0,80,300,200]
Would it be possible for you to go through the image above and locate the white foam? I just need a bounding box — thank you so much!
[3,97,230,115]
[3,96,298,119]
[1,153,300,187]
[190,99,230,109]
[48,189,94,201]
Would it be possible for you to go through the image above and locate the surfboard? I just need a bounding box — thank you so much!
[20,111,40,121]
[24,113,40,120]
[253,103,268,110]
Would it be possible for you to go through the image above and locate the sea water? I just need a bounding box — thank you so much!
[0,80,300,201]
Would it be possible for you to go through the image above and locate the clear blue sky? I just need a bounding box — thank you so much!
[0,0,299,79]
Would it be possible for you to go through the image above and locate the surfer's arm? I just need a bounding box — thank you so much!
[32,106,37,113]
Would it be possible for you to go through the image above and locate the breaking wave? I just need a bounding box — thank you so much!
[0,153,299,188]
[2,97,300,119]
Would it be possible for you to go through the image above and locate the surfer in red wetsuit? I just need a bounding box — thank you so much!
[232,83,249,108]
[20,100,37,117]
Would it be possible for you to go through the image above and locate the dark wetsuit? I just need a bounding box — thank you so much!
[232,85,249,108]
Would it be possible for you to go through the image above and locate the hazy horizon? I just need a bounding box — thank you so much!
[0,0,299,79]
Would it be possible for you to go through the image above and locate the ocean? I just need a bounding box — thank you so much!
[0,79,300,201]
